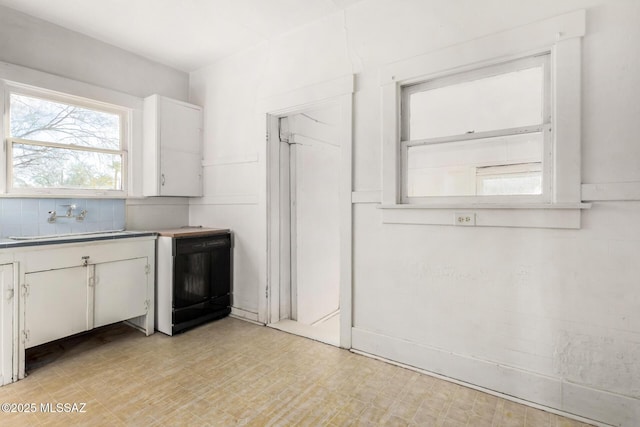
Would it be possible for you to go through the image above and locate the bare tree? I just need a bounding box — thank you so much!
[10,94,122,190]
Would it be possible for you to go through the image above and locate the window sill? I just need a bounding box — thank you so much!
[378,203,591,229]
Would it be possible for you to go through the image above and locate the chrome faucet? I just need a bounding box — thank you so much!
[62,204,77,217]
[46,205,88,223]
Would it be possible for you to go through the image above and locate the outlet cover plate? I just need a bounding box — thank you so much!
[454,212,476,226]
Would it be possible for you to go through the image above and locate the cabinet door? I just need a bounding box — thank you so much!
[24,267,89,349]
[1,264,14,385]
[158,97,202,196]
[143,95,203,197]
[160,97,202,153]
[94,258,148,328]
[159,149,202,196]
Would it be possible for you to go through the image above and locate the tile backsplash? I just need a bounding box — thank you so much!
[0,198,125,239]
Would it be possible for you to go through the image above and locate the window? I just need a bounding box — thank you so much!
[6,85,127,195]
[379,10,586,228]
[401,54,550,203]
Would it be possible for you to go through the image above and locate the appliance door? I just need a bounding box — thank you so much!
[172,234,231,328]
[173,249,211,309]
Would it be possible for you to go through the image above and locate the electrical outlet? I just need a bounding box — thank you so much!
[454,212,476,226]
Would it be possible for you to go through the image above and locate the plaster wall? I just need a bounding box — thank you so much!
[187,1,640,424]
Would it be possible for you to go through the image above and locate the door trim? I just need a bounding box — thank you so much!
[259,75,354,348]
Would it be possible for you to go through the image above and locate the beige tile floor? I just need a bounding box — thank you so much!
[0,317,593,426]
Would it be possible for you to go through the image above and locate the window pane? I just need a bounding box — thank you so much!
[10,94,120,149]
[476,164,542,196]
[12,143,122,190]
[406,132,542,197]
[408,66,543,140]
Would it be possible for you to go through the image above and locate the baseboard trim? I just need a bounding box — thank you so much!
[230,307,261,324]
[352,327,637,427]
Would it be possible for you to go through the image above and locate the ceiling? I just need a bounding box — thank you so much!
[0,0,364,72]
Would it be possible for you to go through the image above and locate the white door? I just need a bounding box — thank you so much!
[288,107,341,325]
[24,267,89,349]
[94,258,148,328]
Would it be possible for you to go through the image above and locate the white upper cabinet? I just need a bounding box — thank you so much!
[143,95,203,197]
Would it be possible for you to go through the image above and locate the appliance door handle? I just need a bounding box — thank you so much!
[161,173,165,186]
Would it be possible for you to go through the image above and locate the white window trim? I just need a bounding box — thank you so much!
[5,83,129,197]
[380,9,590,229]
[401,53,551,205]
[0,60,144,198]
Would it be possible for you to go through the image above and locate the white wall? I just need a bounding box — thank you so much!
[0,5,188,99]
[191,1,639,425]
[288,108,342,325]
[0,5,191,228]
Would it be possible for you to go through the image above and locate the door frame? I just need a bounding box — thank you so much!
[259,76,353,348]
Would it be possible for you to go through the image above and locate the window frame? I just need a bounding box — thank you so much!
[379,10,588,228]
[3,81,130,197]
[400,54,552,205]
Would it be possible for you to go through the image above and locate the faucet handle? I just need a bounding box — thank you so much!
[76,210,88,222]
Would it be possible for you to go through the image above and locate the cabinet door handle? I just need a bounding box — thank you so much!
[161,174,166,186]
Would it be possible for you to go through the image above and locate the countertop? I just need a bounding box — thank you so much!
[0,230,156,249]
[155,227,230,238]
[0,227,230,249]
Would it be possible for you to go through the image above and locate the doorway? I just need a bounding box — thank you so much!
[270,104,341,345]
[264,81,352,349]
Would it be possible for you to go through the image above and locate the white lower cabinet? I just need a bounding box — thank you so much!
[13,237,155,380]
[24,267,89,349]
[0,263,15,386]
[94,258,148,328]
[23,258,149,345]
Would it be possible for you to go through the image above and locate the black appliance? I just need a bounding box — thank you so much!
[166,231,232,334]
